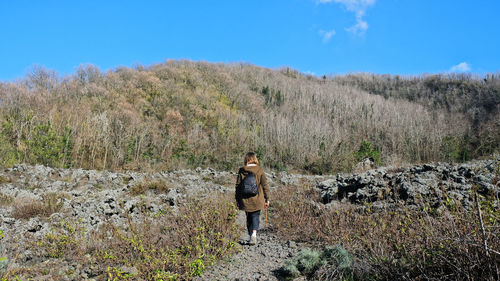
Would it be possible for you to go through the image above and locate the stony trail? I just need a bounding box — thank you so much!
[194,211,304,281]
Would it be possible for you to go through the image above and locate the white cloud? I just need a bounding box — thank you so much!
[318,0,375,35]
[450,62,471,72]
[319,29,336,42]
[345,14,368,34]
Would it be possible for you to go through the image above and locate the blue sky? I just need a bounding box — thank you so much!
[1,0,499,81]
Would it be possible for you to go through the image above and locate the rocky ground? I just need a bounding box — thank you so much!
[0,164,324,241]
[0,158,498,280]
[0,164,235,247]
[317,158,499,211]
[0,164,325,280]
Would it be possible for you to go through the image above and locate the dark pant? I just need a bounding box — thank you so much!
[246,210,261,236]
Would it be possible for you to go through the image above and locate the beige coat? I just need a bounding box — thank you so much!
[235,165,270,212]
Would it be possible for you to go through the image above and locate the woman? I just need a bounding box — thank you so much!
[235,152,270,245]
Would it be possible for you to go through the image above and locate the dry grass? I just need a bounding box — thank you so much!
[96,194,240,280]
[0,176,11,184]
[11,193,63,219]
[213,174,233,187]
[129,180,172,195]
[0,192,13,206]
[271,185,500,280]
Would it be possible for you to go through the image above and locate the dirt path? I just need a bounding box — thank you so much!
[195,211,303,281]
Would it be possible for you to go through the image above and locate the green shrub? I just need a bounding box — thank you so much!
[0,134,18,168]
[36,221,84,259]
[354,140,381,165]
[281,247,352,280]
[315,246,353,280]
[27,123,73,168]
[440,135,470,162]
[295,248,323,277]
[281,259,301,280]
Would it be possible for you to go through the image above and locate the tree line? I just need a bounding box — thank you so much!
[0,61,497,173]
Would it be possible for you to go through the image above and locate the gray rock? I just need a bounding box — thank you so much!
[159,188,181,206]
[316,159,497,209]
[120,266,139,276]
[0,256,8,274]
[21,250,33,262]
[3,218,15,225]
[26,219,43,233]
[279,173,299,186]
[11,164,28,172]
[354,157,376,172]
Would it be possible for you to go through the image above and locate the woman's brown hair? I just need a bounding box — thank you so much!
[244,152,259,165]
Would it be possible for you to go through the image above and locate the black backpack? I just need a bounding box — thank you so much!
[240,172,258,197]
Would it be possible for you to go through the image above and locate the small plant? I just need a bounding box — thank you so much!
[281,248,323,279]
[0,257,7,277]
[315,246,353,280]
[280,246,352,280]
[153,270,178,281]
[106,266,133,280]
[281,260,301,279]
[189,258,205,276]
[0,230,8,277]
[34,220,85,259]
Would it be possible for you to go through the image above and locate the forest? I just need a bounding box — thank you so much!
[0,61,498,173]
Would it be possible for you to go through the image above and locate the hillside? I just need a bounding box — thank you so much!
[0,61,498,173]
[333,73,500,158]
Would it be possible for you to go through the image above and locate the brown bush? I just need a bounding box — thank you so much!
[271,185,500,280]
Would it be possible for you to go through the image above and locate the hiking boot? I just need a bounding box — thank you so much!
[249,234,257,245]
